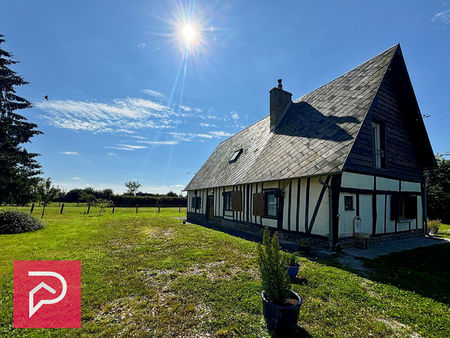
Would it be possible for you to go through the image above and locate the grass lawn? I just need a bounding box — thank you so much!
[437,222,450,238]
[0,206,449,336]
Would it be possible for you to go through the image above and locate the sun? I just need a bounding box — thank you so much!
[182,24,196,43]
[176,21,202,51]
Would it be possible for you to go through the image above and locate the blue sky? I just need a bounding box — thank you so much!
[1,1,449,194]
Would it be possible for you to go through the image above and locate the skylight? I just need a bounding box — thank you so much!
[229,148,243,163]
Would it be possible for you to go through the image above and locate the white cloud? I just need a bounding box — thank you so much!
[72,177,82,181]
[180,105,192,112]
[142,89,165,98]
[208,131,233,137]
[137,140,179,145]
[231,112,239,120]
[137,42,147,49]
[105,144,148,151]
[107,152,118,156]
[37,98,179,133]
[60,151,79,155]
[432,9,450,24]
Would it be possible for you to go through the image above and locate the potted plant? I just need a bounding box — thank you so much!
[428,219,440,235]
[285,253,300,278]
[258,228,302,331]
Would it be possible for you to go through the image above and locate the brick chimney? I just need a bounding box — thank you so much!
[270,79,292,131]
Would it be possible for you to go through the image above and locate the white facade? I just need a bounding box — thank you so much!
[188,171,424,242]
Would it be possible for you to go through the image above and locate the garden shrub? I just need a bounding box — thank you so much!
[258,228,291,304]
[0,210,44,234]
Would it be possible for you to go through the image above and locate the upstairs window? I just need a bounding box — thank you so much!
[371,121,386,168]
[229,148,243,163]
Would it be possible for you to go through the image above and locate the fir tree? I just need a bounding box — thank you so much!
[0,34,42,204]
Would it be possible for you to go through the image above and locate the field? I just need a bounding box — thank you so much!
[0,205,449,337]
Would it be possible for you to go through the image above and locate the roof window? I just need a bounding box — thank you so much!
[229,148,243,163]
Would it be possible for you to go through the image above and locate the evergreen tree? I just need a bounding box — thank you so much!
[0,34,42,204]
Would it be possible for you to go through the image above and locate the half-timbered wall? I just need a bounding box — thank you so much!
[339,172,423,237]
[344,52,425,182]
[187,176,331,237]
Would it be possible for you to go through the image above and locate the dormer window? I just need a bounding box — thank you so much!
[229,148,243,163]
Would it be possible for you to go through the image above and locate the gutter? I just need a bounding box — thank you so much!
[423,170,432,235]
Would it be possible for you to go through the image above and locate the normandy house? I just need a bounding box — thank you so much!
[185,45,435,248]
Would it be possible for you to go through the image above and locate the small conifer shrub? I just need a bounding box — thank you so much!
[257,228,291,304]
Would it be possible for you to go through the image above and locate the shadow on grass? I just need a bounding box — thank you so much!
[323,243,450,305]
[270,326,312,337]
[291,277,308,286]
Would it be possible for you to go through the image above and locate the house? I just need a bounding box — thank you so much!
[184,44,435,248]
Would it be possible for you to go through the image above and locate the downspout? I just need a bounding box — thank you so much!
[423,170,431,235]
[319,176,333,249]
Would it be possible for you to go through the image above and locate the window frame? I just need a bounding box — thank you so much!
[223,191,232,211]
[263,189,279,219]
[344,196,354,211]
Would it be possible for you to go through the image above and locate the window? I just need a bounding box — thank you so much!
[191,196,201,210]
[390,194,417,220]
[266,192,277,217]
[224,192,232,211]
[229,148,243,163]
[252,190,281,218]
[344,196,354,211]
[371,121,386,168]
[224,191,243,211]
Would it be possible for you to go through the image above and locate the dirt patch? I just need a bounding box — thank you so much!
[377,317,422,337]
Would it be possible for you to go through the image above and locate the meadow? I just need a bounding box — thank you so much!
[0,205,449,337]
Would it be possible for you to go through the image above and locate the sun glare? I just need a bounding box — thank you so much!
[182,24,196,43]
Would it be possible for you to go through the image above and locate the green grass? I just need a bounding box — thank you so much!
[0,206,449,336]
[437,222,450,238]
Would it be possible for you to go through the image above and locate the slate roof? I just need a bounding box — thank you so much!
[185,45,398,190]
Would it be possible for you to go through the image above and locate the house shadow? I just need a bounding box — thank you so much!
[269,326,312,338]
[319,243,450,305]
[274,101,360,142]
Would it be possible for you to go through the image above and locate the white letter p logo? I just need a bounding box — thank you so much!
[28,271,67,318]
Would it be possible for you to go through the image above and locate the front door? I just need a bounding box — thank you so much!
[206,195,214,222]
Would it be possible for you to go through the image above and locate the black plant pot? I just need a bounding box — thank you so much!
[286,263,300,278]
[261,290,302,331]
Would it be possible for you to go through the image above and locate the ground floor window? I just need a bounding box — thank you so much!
[264,190,278,218]
[390,193,417,220]
[224,192,232,211]
[191,196,201,210]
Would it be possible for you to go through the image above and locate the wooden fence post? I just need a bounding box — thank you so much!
[178,207,181,213]
[87,205,90,214]
[30,203,35,215]
[158,207,160,213]
[60,203,64,214]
